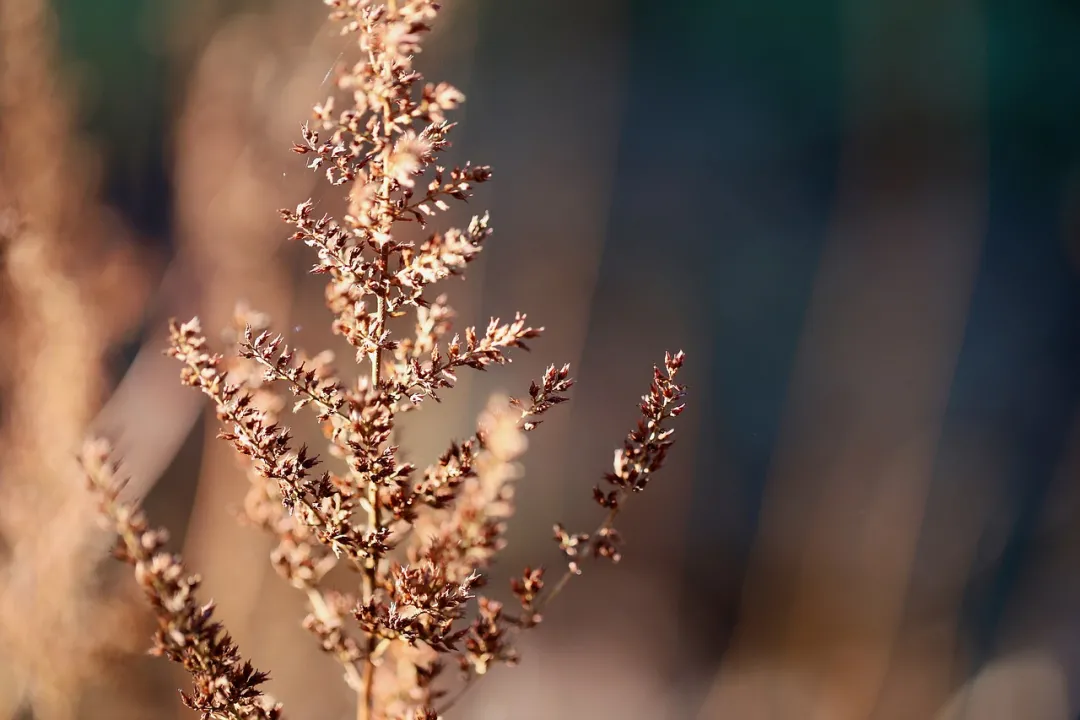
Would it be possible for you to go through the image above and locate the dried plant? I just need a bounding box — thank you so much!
[83,2,687,719]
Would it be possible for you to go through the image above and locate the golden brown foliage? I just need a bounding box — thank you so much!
[0,0,147,716]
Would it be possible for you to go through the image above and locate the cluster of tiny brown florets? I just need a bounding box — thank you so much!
[82,2,687,719]
[80,439,283,720]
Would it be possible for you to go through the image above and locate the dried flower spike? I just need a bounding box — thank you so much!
[80,438,283,720]
[89,2,688,719]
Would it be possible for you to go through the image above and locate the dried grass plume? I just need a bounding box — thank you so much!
[83,2,688,719]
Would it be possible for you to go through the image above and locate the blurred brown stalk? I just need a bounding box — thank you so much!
[0,0,149,717]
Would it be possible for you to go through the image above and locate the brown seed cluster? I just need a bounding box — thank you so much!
[82,2,688,719]
[80,439,283,720]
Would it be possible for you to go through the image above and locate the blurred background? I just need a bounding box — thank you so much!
[1,0,1080,718]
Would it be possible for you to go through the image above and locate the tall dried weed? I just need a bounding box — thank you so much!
[82,2,687,718]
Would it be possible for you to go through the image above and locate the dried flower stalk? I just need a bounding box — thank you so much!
[81,440,283,720]
[85,2,688,719]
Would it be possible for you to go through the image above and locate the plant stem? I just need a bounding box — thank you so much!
[536,503,621,614]
[360,252,388,720]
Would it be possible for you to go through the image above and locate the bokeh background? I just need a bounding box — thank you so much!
[2,0,1080,718]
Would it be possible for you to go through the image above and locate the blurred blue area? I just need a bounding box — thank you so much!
[607,0,1080,701]
[606,0,842,675]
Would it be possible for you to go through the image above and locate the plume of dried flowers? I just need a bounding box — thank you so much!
[87,2,688,719]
